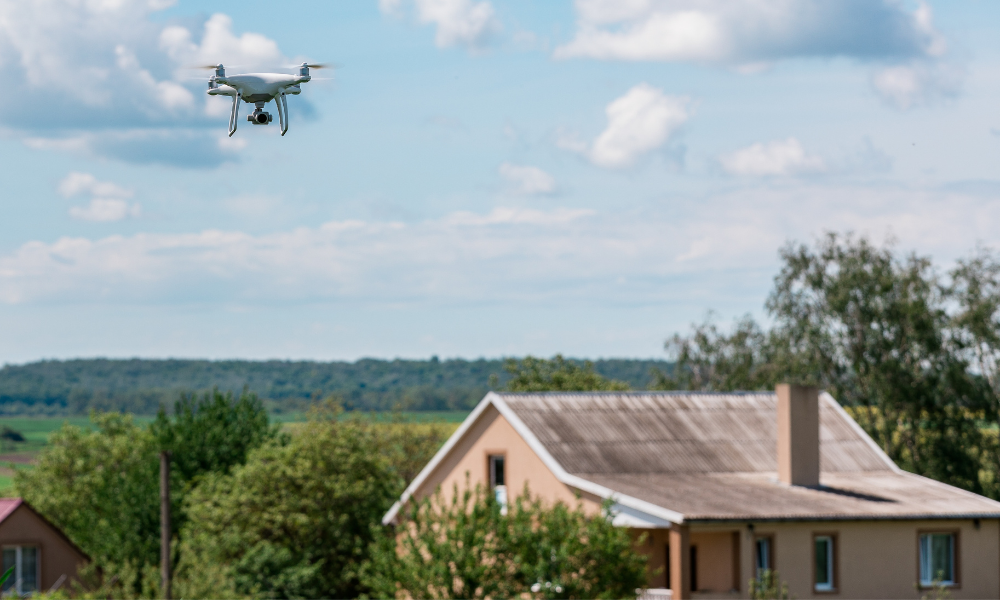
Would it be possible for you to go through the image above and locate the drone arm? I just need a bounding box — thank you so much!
[228,91,242,137]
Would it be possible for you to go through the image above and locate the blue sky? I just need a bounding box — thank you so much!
[1,0,999,363]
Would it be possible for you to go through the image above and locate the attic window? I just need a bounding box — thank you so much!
[489,455,505,489]
[488,454,507,513]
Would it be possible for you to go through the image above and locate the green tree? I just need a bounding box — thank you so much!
[175,413,401,599]
[150,389,283,484]
[364,483,647,599]
[663,233,995,495]
[15,413,161,573]
[499,355,630,392]
[651,314,777,391]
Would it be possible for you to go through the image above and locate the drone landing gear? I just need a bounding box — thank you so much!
[275,93,289,136]
[228,92,242,137]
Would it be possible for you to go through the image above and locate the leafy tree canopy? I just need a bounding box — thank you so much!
[499,355,630,392]
[657,233,1000,496]
[175,407,444,599]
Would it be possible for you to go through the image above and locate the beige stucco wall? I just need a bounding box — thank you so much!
[686,518,999,599]
[0,505,87,591]
[411,405,602,513]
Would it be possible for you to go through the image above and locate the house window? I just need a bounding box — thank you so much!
[755,536,773,578]
[488,454,507,512]
[919,533,956,586]
[814,535,836,592]
[2,546,39,595]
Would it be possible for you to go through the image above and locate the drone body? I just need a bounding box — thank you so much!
[206,63,318,137]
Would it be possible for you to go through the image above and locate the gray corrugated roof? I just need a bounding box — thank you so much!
[498,392,1000,520]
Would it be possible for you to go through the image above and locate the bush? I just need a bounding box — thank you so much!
[364,483,647,599]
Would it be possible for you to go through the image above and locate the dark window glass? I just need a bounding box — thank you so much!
[815,536,833,591]
[489,455,504,487]
[755,538,771,575]
[1,549,14,592]
[21,547,37,592]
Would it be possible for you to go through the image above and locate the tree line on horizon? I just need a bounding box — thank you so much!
[0,357,672,416]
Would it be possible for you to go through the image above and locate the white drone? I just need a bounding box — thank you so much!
[204,63,325,137]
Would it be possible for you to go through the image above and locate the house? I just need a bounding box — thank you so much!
[0,498,88,595]
[383,385,1000,599]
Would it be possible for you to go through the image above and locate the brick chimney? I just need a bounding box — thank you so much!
[776,383,820,486]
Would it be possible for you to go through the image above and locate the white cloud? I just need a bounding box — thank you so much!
[6,183,1000,307]
[499,163,556,195]
[556,0,945,65]
[0,1,290,166]
[380,0,500,50]
[69,199,142,222]
[584,84,689,169]
[58,172,140,222]
[719,138,826,176]
[871,61,962,110]
[159,13,288,71]
[59,172,132,200]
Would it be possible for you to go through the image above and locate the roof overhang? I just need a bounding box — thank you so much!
[382,392,685,526]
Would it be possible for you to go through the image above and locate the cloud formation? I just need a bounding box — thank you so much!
[0,1,292,166]
[870,61,962,110]
[555,0,944,65]
[58,172,140,222]
[719,138,826,176]
[6,181,998,307]
[568,84,689,169]
[499,163,556,195]
[380,0,500,51]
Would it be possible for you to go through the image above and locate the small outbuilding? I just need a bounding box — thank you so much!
[0,498,88,595]
[384,385,1000,599]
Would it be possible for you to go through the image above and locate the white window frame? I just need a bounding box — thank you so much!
[2,544,40,596]
[814,535,835,592]
[919,532,956,587]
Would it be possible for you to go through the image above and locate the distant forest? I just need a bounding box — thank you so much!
[0,358,673,416]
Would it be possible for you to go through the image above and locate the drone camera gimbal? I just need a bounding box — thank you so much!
[248,102,273,125]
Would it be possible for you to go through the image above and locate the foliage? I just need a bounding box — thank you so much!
[15,393,277,596]
[661,233,1000,496]
[175,410,405,599]
[363,483,647,599]
[0,357,670,415]
[498,355,631,392]
[150,389,283,485]
[652,315,776,391]
[749,569,790,600]
[15,413,162,571]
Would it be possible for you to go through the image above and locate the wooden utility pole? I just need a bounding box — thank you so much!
[160,451,171,600]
